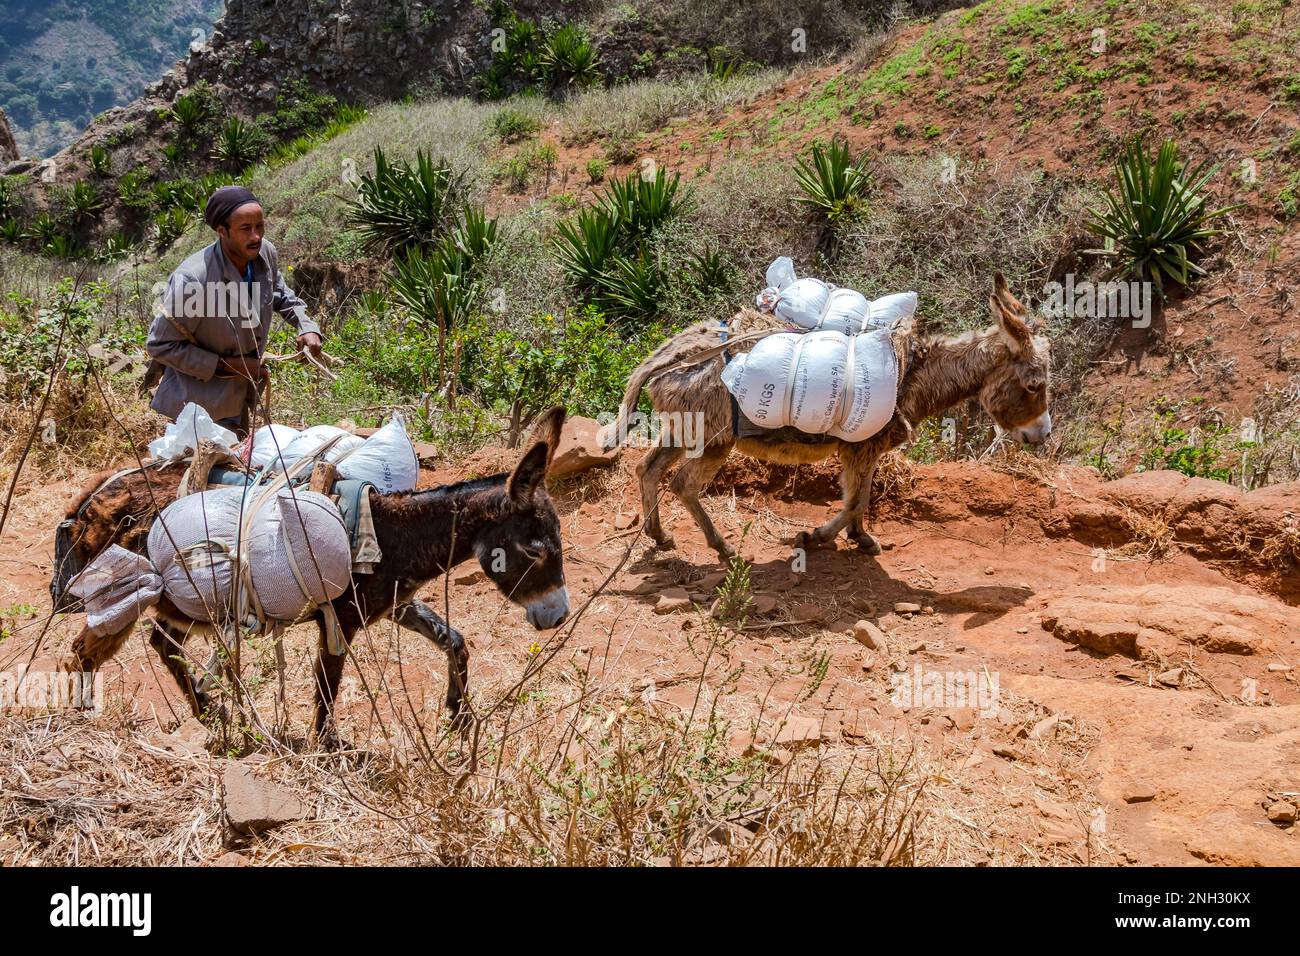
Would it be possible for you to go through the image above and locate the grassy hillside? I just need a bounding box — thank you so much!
[5,0,1298,490]
[0,0,223,156]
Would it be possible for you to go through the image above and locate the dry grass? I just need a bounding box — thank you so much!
[1117,505,1176,560]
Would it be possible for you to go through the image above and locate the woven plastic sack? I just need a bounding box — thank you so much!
[147,487,351,624]
[336,414,419,494]
[720,328,899,442]
[755,257,917,334]
[66,544,163,637]
[248,423,303,470]
[274,425,366,471]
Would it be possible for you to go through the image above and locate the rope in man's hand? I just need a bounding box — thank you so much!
[263,346,343,381]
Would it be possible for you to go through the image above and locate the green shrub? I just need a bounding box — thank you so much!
[64,181,103,224]
[347,146,467,254]
[1085,137,1240,296]
[493,106,543,142]
[586,157,608,183]
[595,248,666,321]
[794,138,871,225]
[24,213,59,247]
[0,219,22,243]
[552,207,622,290]
[598,167,690,240]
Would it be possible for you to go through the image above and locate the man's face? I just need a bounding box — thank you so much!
[219,202,265,260]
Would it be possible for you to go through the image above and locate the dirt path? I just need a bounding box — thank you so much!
[2,453,1297,865]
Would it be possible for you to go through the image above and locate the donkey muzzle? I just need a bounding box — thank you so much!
[526,586,570,629]
[1010,410,1052,445]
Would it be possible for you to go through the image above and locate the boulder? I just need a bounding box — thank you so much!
[549,416,621,480]
[222,762,307,835]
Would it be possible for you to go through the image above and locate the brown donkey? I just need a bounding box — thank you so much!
[64,408,571,737]
[600,274,1051,561]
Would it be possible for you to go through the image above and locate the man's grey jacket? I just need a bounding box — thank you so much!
[146,238,320,421]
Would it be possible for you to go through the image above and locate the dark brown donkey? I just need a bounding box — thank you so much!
[600,274,1052,561]
[64,408,571,736]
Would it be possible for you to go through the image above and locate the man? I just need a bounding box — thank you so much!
[145,185,323,437]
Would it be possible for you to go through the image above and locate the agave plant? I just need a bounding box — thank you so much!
[117,170,153,210]
[794,138,871,225]
[598,167,689,240]
[1085,137,1241,297]
[540,24,601,92]
[212,117,267,172]
[552,207,622,289]
[595,249,665,322]
[96,233,139,263]
[0,218,22,243]
[390,246,483,329]
[66,180,103,223]
[448,204,499,266]
[347,146,466,254]
[89,145,112,175]
[152,207,193,251]
[689,245,732,292]
[25,213,59,247]
[170,92,210,136]
[45,234,86,260]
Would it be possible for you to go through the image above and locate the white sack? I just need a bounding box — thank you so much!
[148,402,238,461]
[67,544,163,637]
[147,487,351,624]
[275,425,366,470]
[336,413,419,494]
[720,328,899,443]
[755,257,918,334]
[248,423,303,470]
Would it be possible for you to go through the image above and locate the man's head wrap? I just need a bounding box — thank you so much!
[204,186,261,229]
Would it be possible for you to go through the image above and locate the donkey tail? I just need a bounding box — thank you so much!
[598,358,660,452]
[63,621,136,675]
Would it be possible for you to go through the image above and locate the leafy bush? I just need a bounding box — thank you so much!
[347,147,467,254]
[1085,137,1240,296]
[586,157,608,183]
[493,106,542,142]
[794,138,871,225]
[456,306,652,446]
[1138,405,1247,482]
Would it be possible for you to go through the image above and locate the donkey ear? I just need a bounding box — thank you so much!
[526,406,567,471]
[508,439,550,505]
[990,274,1034,357]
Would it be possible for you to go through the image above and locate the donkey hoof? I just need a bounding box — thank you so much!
[713,545,735,563]
[852,533,883,556]
[651,536,676,551]
[793,531,825,553]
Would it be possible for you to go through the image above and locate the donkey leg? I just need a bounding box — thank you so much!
[636,442,684,549]
[846,457,883,555]
[794,444,884,554]
[395,598,469,726]
[147,617,216,720]
[311,629,350,745]
[668,442,734,561]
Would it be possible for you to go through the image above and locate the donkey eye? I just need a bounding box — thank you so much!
[522,546,543,562]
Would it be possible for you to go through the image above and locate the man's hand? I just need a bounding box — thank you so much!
[220,354,265,381]
[297,331,323,360]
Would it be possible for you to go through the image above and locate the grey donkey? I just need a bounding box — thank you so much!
[598,273,1052,561]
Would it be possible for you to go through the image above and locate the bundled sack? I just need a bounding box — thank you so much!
[720,328,899,442]
[276,425,366,469]
[259,415,418,493]
[247,423,304,470]
[756,257,917,334]
[335,414,419,494]
[148,403,239,461]
[66,545,163,638]
[147,486,352,624]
